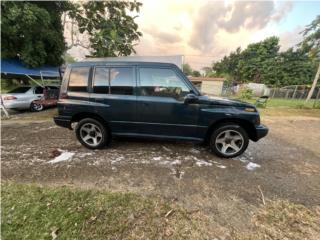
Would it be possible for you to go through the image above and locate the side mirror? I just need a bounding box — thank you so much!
[184,93,198,104]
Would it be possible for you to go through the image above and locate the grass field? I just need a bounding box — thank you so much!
[2,183,319,240]
[1,183,208,240]
[242,97,319,109]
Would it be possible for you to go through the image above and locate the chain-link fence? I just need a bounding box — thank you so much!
[269,87,320,100]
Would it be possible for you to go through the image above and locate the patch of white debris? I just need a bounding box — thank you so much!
[49,150,75,164]
[195,159,213,167]
[246,162,261,171]
[152,156,163,161]
[233,151,254,163]
[189,148,201,154]
[77,152,94,158]
[216,164,227,169]
[111,156,125,164]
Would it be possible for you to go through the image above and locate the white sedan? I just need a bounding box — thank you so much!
[1,86,58,111]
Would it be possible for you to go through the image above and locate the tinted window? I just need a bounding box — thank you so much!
[109,67,134,95]
[34,87,44,94]
[8,87,31,93]
[139,68,190,99]
[93,67,109,94]
[68,67,90,92]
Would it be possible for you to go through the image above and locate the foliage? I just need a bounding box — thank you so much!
[183,63,202,77]
[1,1,70,67]
[212,35,318,87]
[192,70,201,77]
[238,87,253,100]
[68,1,142,57]
[300,15,320,59]
[182,63,193,76]
[63,53,76,63]
[1,1,143,67]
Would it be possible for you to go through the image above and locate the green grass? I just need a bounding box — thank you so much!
[1,183,207,240]
[242,98,319,109]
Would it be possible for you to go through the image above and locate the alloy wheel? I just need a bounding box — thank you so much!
[215,130,244,156]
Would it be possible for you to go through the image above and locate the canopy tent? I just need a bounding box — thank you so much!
[1,58,61,79]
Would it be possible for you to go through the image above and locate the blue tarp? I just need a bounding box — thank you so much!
[1,59,60,78]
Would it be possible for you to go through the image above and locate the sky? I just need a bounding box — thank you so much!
[66,0,320,70]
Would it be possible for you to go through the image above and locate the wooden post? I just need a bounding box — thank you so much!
[292,85,298,99]
[306,62,320,101]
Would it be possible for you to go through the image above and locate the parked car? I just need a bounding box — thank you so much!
[54,61,268,158]
[1,85,59,111]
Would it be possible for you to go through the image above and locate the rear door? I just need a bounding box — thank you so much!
[136,66,199,139]
[91,65,137,134]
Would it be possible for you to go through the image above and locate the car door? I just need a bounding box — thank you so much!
[136,66,199,139]
[22,86,43,108]
[91,66,137,134]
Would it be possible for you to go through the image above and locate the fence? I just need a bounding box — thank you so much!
[269,87,320,100]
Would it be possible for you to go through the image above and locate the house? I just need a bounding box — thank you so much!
[189,77,225,96]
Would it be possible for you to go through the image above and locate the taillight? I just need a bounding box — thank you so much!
[3,96,17,100]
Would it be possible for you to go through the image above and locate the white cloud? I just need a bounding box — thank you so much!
[65,0,296,69]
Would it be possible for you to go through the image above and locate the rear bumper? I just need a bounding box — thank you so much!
[254,124,269,141]
[53,116,72,129]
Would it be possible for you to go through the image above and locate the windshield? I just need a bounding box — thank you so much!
[8,87,31,93]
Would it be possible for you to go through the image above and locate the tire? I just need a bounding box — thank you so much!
[30,102,44,112]
[75,118,109,149]
[210,124,249,158]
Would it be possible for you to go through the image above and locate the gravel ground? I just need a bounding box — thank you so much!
[1,111,320,233]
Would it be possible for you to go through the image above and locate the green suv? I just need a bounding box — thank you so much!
[54,61,268,158]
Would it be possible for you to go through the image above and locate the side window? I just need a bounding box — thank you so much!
[139,68,190,99]
[34,87,44,94]
[109,67,134,95]
[93,67,109,94]
[68,67,90,92]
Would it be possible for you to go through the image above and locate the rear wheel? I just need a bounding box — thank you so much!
[210,124,249,158]
[75,118,109,149]
[30,102,44,112]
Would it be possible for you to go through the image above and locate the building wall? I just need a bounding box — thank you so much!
[200,81,224,96]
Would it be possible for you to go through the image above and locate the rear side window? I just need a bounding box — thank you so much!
[93,67,109,94]
[110,67,134,95]
[93,67,134,95]
[68,67,90,92]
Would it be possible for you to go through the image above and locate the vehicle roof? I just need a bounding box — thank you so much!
[68,61,179,68]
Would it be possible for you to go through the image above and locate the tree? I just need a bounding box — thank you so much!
[1,1,70,67]
[1,1,143,67]
[68,1,142,57]
[192,70,201,77]
[182,63,193,76]
[301,15,320,101]
[212,36,317,87]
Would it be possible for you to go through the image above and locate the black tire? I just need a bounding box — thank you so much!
[30,102,44,112]
[75,118,109,149]
[210,124,249,158]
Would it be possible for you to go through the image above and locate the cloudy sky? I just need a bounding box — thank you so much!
[67,0,320,70]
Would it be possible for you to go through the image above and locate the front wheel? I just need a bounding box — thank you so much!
[75,118,109,149]
[210,124,249,158]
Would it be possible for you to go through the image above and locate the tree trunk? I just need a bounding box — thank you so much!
[306,62,320,101]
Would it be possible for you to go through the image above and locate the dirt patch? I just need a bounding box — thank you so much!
[2,111,320,236]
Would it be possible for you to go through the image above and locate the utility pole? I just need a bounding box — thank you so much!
[306,62,320,101]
